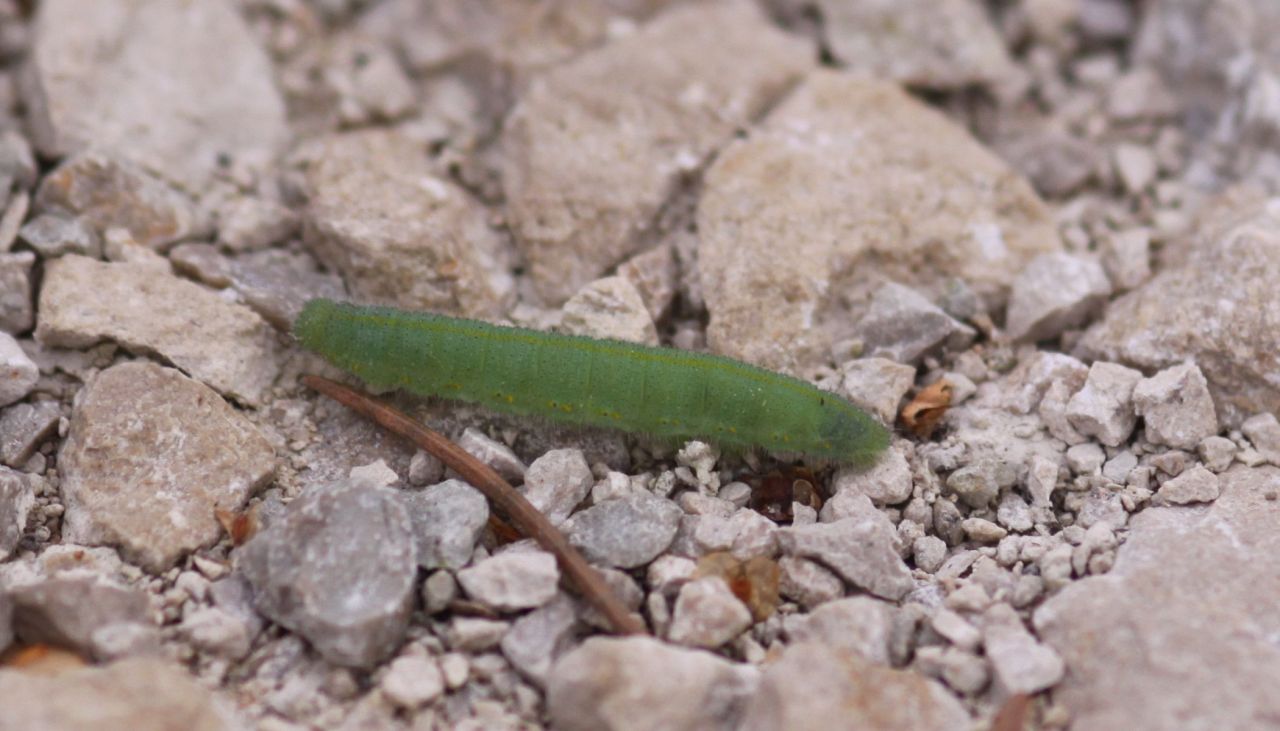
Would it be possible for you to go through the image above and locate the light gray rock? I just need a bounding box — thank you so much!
[785,596,895,665]
[818,0,1016,90]
[21,0,288,191]
[215,195,298,253]
[59,363,275,571]
[1005,252,1111,343]
[521,448,594,526]
[777,556,844,609]
[560,276,659,346]
[0,333,37,407]
[1066,443,1107,475]
[0,467,33,559]
[238,478,417,669]
[180,606,251,660]
[1035,466,1280,730]
[36,256,280,404]
[829,445,921,509]
[501,0,812,304]
[402,479,488,570]
[8,572,154,660]
[1199,435,1239,472]
[18,212,100,258]
[998,351,1089,415]
[915,645,990,696]
[501,594,579,688]
[1102,228,1152,291]
[456,428,526,483]
[298,130,514,318]
[852,282,975,365]
[1133,362,1219,449]
[913,535,948,573]
[0,657,238,731]
[667,577,752,649]
[1102,450,1139,485]
[777,516,913,601]
[982,603,1063,694]
[1154,464,1221,505]
[34,152,202,249]
[962,517,1007,544]
[700,71,1060,373]
[457,549,559,612]
[1066,362,1144,447]
[568,492,682,569]
[380,651,444,710]
[547,636,760,731]
[445,616,509,652]
[839,358,916,424]
[946,461,1002,509]
[1077,216,1280,426]
[0,251,34,334]
[996,492,1034,533]
[1242,412,1280,466]
[617,243,679,322]
[740,642,969,731]
[930,608,981,652]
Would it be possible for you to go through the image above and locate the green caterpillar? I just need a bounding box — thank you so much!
[294,298,889,465]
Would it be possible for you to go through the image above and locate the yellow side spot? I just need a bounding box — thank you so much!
[729,426,738,434]
[506,394,515,404]
[561,404,573,413]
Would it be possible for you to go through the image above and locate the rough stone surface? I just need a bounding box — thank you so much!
[402,479,489,570]
[380,651,445,710]
[0,657,237,731]
[785,597,895,665]
[238,478,417,668]
[1154,464,1221,505]
[1132,362,1219,449]
[36,256,280,404]
[1005,252,1111,342]
[457,549,560,612]
[777,556,844,610]
[777,517,913,601]
[8,572,153,659]
[560,276,659,345]
[502,0,812,303]
[831,444,913,506]
[521,448,595,526]
[1066,362,1144,447]
[457,428,526,482]
[700,72,1060,373]
[1243,413,1280,466]
[819,0,1016,90]
[59,362,275,571]
[740,642,970,731]
[568,492,682,569]
[298,130,514,317]
[547,636,760,731]
[501,594,579,688]
[21,0,288,191]
[667,576,753,649]
[1036,466,1280,730]
[852,282,974,364]
[982,603,1063,694]
[0,467,33,559]
[839,358,916,424]
[34,152,202,249]
[1077,218,1280,426]
[0,332,37,408]
[0,251,34,334]
[17,212,100,258]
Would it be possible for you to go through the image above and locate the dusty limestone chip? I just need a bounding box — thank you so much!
[21,0,288,191]
[568,492,682,569]
[0,657,237,731]
[1065,362,1143,447]
[831,444,913,506]
[1154,464,1221,505]
[36,256,280,405]
[0,467,33,560]
[402,479,488,570]
[559,276,659,346]
[7,572,154,660]
[501,0,812,304]
[667,576,752,649]
[1242,413,1280,466]
[852,282,975,364]
[456,549,560,612]
[1005,252,1111,343]
[982,603,1063,694]
[35,152,202,249]
[1035,466,1280,730]
[59,363,275,572]
[839,358,916,424]
[547,636,760,731]
[298,129,514,318]
[238,478,417,669]
[777,516,913,601]
[0,332,37,408]
[0,251,35,334]
[699,72,1061,373]
[740,642,969,731]
[783,596,895,665]
[1132,362,1219,449]
[521,448,594,527]
[818,0,1016,90]
[1077,216,1280,425]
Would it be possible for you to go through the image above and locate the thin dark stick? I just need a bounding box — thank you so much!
[303,374,647,636]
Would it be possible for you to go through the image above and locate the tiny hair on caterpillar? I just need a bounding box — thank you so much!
[294,298,890,466]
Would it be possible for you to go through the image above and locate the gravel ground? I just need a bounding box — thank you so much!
[2,1,1280,730]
